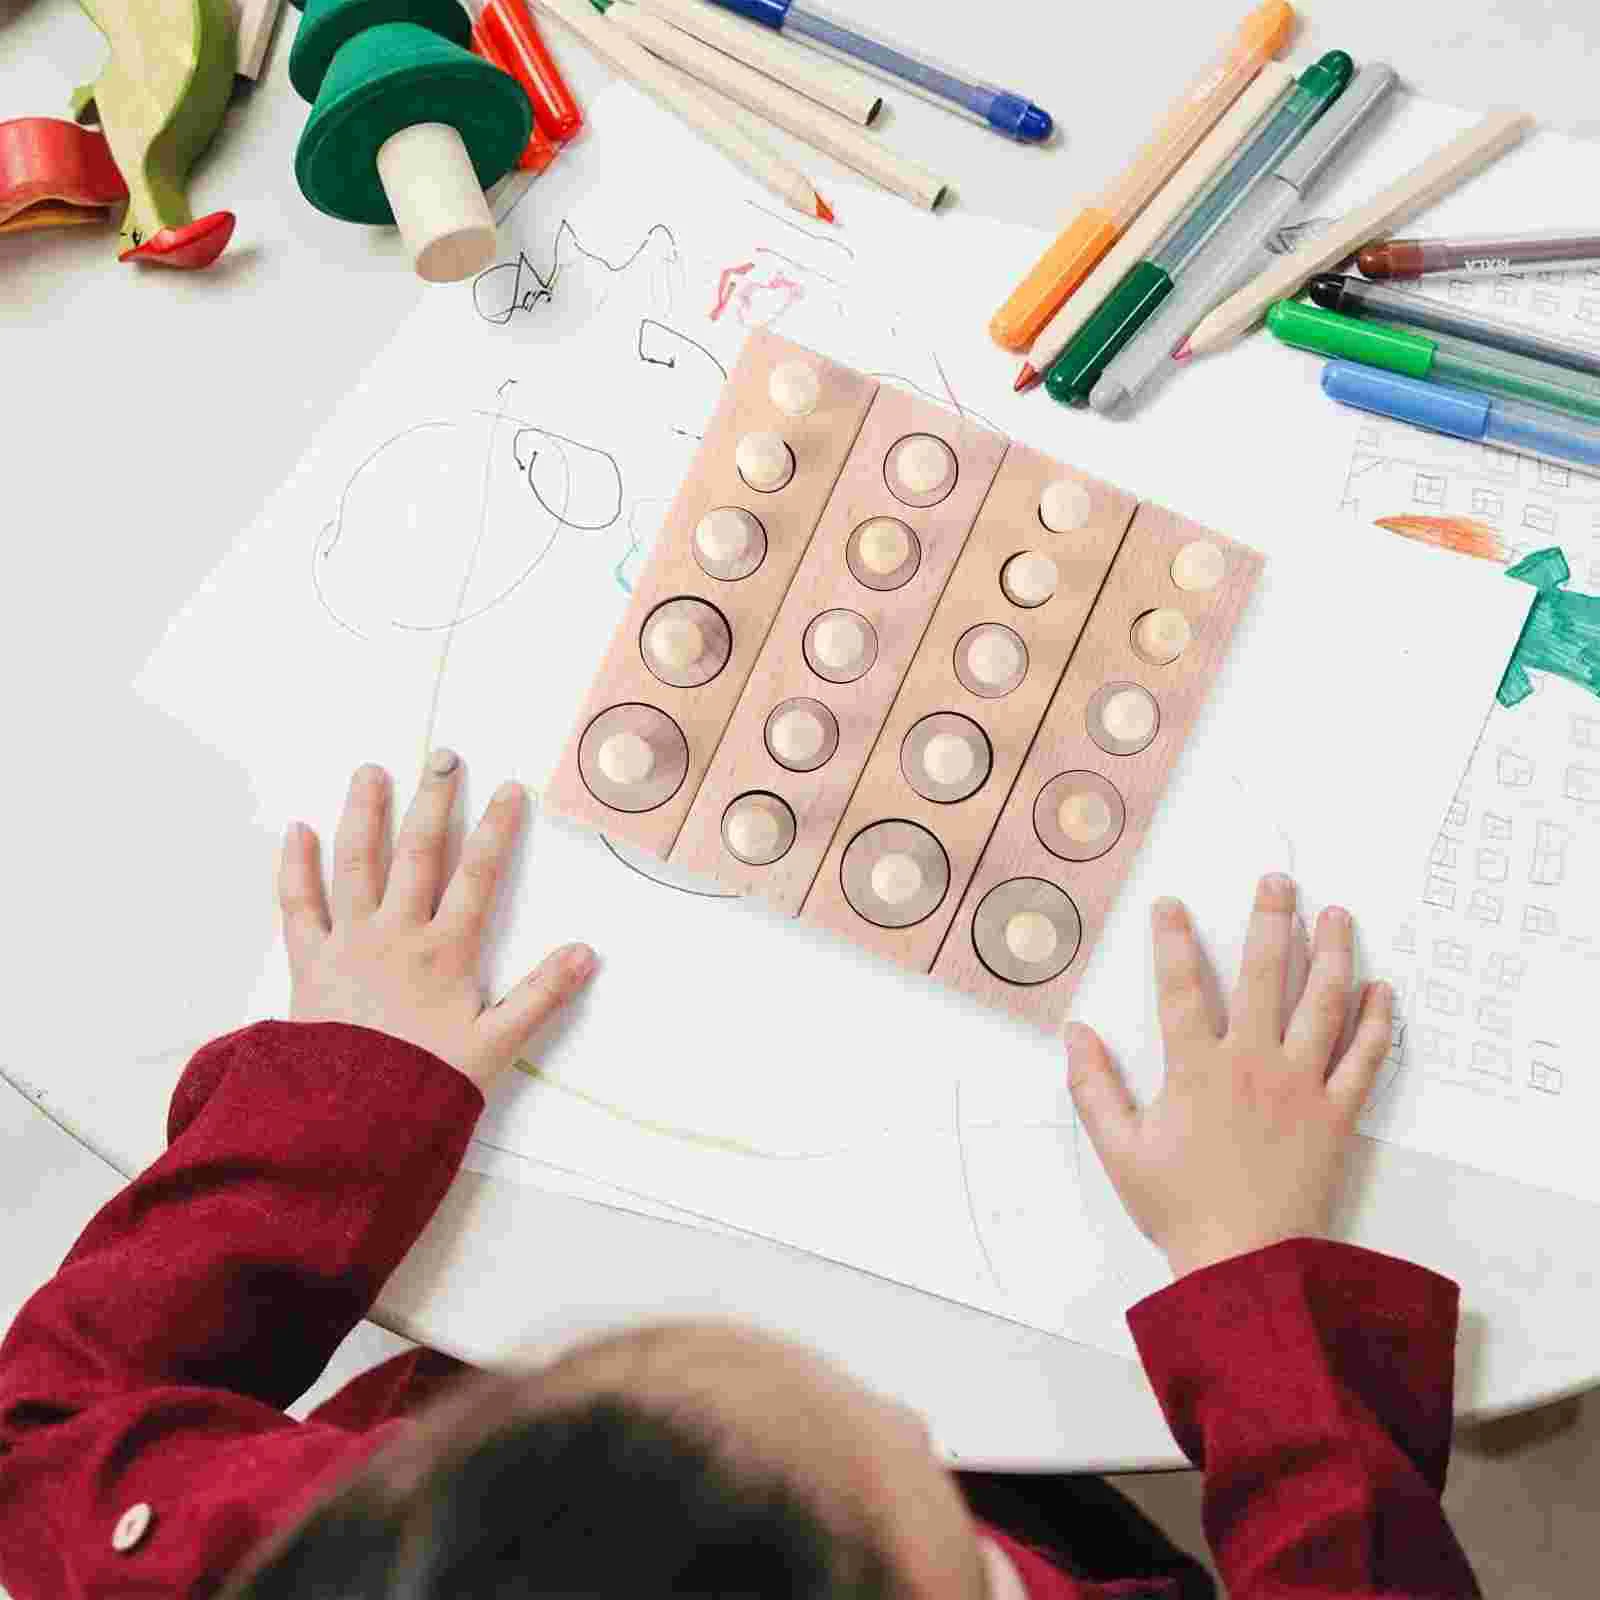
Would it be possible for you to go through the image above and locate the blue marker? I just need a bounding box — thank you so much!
[1322,362,1600,474]
[705,0,1053,141]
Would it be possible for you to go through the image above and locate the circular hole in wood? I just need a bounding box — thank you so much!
[764,697,839,772]
[840,819,950,929]
[1034,771,1126,862]
[955,623,1028,699]
[578,703,689,813]
[640,596,732,688]
[972,877,1082,985]
[846,517,921,591]
[1171,539,1226,592]
[736,430,796,493]
[900,712,992,804]
[721,791,797,865]
[804,608,878,684]
[884,433,957,508]
[1086,682,1160,756]
[692,507,767,582]
[1130,607,1193,666]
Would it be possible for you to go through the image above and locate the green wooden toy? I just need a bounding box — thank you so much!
[287,0,530,281]
[75,0,238,267]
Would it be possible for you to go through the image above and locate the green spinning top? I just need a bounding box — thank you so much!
[287,0,530,280]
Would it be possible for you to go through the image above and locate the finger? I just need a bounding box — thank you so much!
[1284,905,1354,1071]
[435,779,526,940]
[1231,873,1298,1042]
[332,765,391,922]
[1064,1022,1137,1163]
[479,943,598,1057]
[1152,898,1217,1054]
[277,821,330,966]
[383,749,463,923]
[1327,980,1394,1117]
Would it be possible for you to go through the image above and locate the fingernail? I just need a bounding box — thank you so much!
[283,820,304,847]
[429,748,459,776]
[565,942,597,979]
[1322,904,1350,930]
[1262,872,1294,895]
[355,764,387,790]
[1372,978,1392,1005]
[495,779,525,805]
[1151,897,1186,930]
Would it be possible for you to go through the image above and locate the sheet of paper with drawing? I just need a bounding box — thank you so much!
[138,83,1530,1359]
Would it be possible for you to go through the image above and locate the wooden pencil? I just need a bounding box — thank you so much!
[534,0,834,221]
[636,0,882,126]
[611,3,947,209]
[1184,108,1533,356]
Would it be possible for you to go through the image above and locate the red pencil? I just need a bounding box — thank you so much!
[468,0,584,146]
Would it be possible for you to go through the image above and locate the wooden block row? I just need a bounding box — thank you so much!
[543,330,877,856]
[932,503,1263,1028]
[802,446,1138,972]
[670,384,1008,910]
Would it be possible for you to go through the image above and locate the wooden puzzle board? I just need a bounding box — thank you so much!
[547,330,1263,1029]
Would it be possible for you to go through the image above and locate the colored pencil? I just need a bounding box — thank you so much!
[1182,108,1533,357]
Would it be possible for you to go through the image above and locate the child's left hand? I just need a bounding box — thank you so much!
[278,752,596,1090]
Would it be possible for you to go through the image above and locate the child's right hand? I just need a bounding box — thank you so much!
[1066,875,1392,1279]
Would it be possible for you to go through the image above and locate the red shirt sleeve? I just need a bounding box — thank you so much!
[0,1020,482,1599]
[1129,1237,1479,1598]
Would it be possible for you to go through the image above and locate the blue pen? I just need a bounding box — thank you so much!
[705,0,1052,141]
[1323,362,1600,473]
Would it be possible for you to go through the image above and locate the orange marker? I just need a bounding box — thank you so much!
[988,0,1294,351]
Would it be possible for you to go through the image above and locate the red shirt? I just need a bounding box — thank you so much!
[0,1022,1479,1598]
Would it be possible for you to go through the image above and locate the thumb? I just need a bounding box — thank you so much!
[480,942,598,1056]
[1065,1022,1137,1163]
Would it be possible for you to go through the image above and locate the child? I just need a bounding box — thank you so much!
[0,754,1479,1598]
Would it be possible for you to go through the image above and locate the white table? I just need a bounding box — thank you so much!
[5,0,1599,1469]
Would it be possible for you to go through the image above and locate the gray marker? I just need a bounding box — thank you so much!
[1090,61,1400,415]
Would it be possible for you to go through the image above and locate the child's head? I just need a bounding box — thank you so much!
[228,1321,987,1598]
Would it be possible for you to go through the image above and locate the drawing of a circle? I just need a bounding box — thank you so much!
[847,518,921,591]
[764,698,839,772]
[972,878,1081,985]
[1035,772,1126,862]
[901,712,992,803]
[884,434,957,508]
[693,507,767,581]
[955,623,1027,698]
[579,704,689,813]
[1087,682,1159,756]
[804,609,877,684]
[841,820,950,929]
[640,596,732,688]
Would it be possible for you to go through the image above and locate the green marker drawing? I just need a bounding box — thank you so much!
[1499,547,1600,708]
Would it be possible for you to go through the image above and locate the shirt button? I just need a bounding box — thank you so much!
[112,1502,153,1553]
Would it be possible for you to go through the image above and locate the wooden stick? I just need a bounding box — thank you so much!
[1186,108,1534,357]
[534,0,832,220]
[231,0,285,80]
[636,0,881,126]
[611,3,947,209]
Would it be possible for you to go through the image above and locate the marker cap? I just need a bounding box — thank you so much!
[1321,361,1490,440]
[713,0,793,27]
[989,207,1119,350]
[1267,299,1434,378]
[1235,0,1296,60]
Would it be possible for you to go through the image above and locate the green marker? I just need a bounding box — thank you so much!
[1267,300,1600,425]
[1043,49,1353,407]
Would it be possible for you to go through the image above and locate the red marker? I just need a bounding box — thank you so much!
[467,0,584,147]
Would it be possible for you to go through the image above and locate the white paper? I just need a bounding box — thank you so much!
[139,83,1534,1357]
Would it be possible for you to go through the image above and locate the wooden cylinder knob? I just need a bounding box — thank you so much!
[1171,539,1225,592]
[770,706,824,763]
[722,792,795,865]
[695,508,752,564]
[890,434,955,501]
[870,852,924,905]
[922,733,975,787]
[1059,790,1112,843]
[968,630,1021,686]
[647,614,705,673]
[1131,607,1192,665]
[374,122,496,283]
[736,430,794,492]
[1039,478,1092,533]
[1004,910,1059,963]
[769,360,821,418]
[857,518,911,575]
[1002,551,1059,607]
[595,731,654,786]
